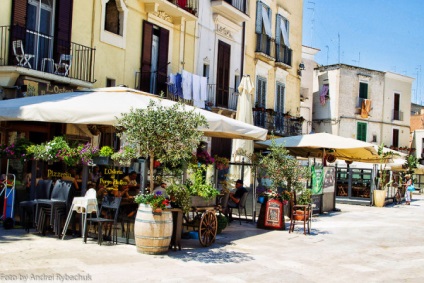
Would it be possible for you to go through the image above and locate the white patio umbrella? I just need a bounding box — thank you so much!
[231,76,255,186]
[0,87,267,141]
[257,133,401,163]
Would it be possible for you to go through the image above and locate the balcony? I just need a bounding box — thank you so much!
[253,109,303,136]
[275,43,292,68]
[392,109,403,121]
[255,33,275,62]
[206,84,238,111]
[143,0,198,21]
[0,25,96,87]
[211,0,249,24]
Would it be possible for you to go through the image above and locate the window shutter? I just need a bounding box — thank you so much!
[357,122,367,142]
[255,1,263,34]
[157,27,169,95]
[140,21,153,92]
[12,0,27,27]
[275,15,281,45]
[54,0,73,57]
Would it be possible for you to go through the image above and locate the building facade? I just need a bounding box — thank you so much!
[244,0,304,138]
[313,64,413,149]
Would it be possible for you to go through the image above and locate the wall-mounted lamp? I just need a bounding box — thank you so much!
[298,62,305,76]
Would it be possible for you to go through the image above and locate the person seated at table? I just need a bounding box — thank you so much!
[122,171,138,190]
[88,166,102,188]
[62,168,80,190]
[227,179,247,218]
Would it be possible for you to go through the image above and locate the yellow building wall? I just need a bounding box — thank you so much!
[244,0,303,116]
[0,0,12,26]
[71,0,196,88]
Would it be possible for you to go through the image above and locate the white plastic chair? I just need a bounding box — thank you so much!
[61,188,98,242]
[12,40,34,68]
[54,54,72,76]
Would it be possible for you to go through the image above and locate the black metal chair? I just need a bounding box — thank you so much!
[86,196,122,245]
[35,180,74,236]
[228,192,249,225]
[19,179,53,232]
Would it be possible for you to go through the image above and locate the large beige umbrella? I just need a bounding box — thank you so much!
[0,87,267,141]
[257,133,400,163]
[231,76,254,185]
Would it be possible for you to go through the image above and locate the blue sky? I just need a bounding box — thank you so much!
[302,0,424,104]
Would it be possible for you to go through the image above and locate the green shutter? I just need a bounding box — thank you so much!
[357,122,367,141]
[255,1,263,34]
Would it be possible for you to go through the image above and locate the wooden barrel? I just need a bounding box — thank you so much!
[134,204,173,254]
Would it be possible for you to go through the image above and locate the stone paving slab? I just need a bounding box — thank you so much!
[1,196,424,282]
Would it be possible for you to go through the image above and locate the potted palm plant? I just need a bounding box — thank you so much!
[374,143,398,207]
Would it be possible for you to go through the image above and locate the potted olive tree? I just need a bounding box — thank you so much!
[115,100,207,254]
[257,139,310,229]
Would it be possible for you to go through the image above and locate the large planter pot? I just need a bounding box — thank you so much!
[134,204,173,254]
[373,189,386,207]
[190,196,215,207]
[293,209,310,221]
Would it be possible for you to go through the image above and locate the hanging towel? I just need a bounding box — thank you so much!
[182,70,193,100]
[360,99,372,118]
[192,74,204,108]
[168,73,176,94]
[200,76,208,101]
[320,84,329,105]
[175,73,183,98]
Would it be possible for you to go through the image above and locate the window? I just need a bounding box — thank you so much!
[392,129,399,148]
[393,93,401,120]
[101,0,128,48]
[203,64,210,82]
[275,82,285,113]
[256,76,267,108]
[359,82,368,99]
[357,122,367,142]
[106,78,115,87]
[276,14,290,47]
[105,0,120,35]
[372,135,377,143]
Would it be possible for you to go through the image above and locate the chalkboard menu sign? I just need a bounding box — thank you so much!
[312,194,322,214]
[264,199,283,229]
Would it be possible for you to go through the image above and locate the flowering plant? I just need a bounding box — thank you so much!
[261,189,292,205]
[77,142,99,165]
[0,138,31,162]
[214,155,229,170]
[26,136,70,162]
[134,191,170,210]
[99,145,114,157]
[196,150,214,165]
[111,145,137,167]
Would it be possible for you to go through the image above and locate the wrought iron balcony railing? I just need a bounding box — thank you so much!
[221,0,248,13]
[392,109,404,121]
[275,43,292,66]
[253,109,303,136]
[255,33,274,59]
[0,25,96,83]
[167,0,198,16]
[206,84,238,110]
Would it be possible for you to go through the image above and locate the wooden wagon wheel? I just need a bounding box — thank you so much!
[198,210,217,247]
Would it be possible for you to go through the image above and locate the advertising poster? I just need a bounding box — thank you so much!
[323,167,336,193]
[311,164,323,194]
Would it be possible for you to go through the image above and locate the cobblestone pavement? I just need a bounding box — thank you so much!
[1,195,424,283]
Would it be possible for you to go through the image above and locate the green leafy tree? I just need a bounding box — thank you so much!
[259,139,310,194]
[115,100,207,190]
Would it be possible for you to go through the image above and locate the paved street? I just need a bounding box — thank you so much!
[1,195,424,283]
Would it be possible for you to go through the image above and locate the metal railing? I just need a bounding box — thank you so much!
[256,33,274,58]
[168,0,198,16]
[221,0,248,13]
[275,43,292,66]
[206,84,238,110]
[392,109,403,121]
[253,109,303,136]
[1,25,96,83]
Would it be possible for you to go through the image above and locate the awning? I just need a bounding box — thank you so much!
[261,5,272,37]
[0,87,268,141]
[280,18,290,48]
